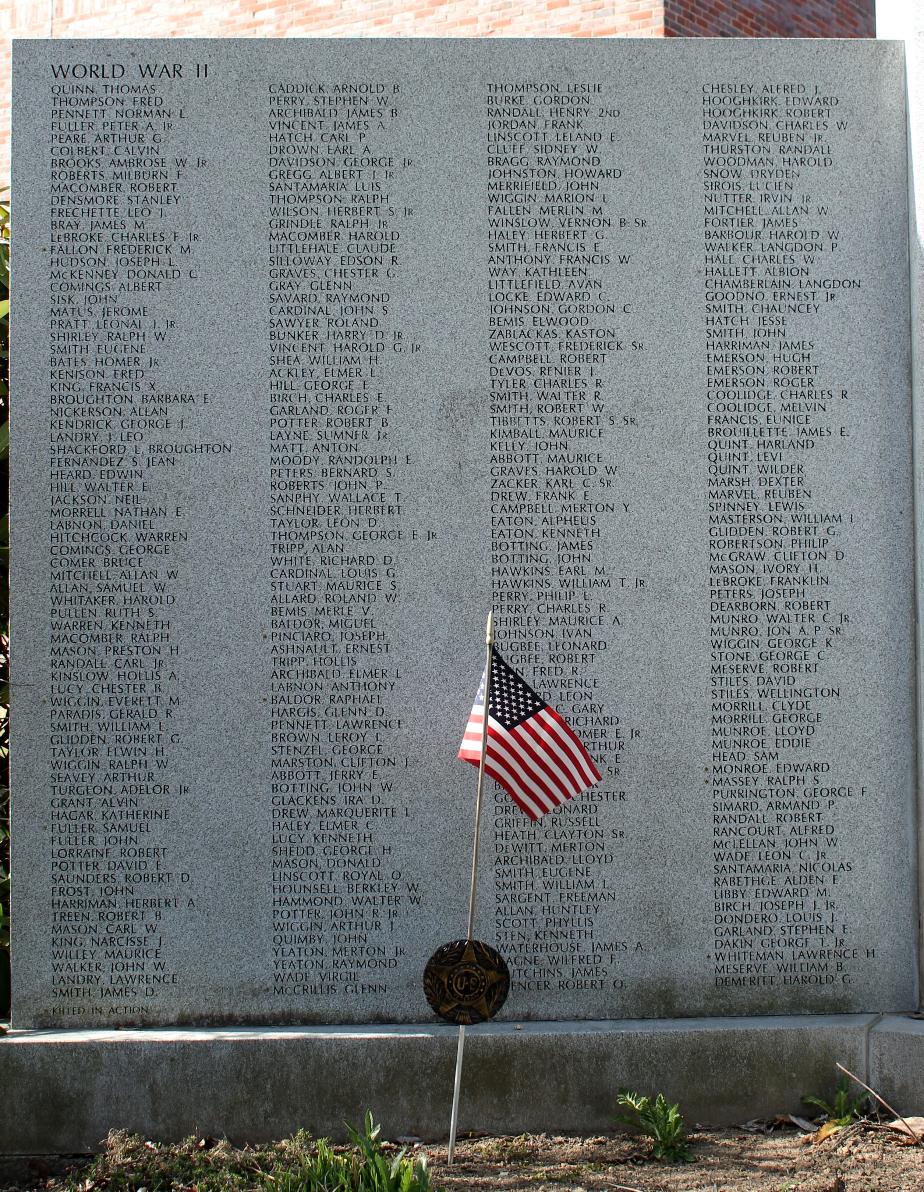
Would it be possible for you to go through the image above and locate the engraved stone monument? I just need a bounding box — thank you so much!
[4,35,921,1148]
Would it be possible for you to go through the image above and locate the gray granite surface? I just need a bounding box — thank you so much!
[10,38,916,1027]
[0,1015,877,1147]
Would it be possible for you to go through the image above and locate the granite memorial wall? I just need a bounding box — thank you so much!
[10,37,917,1029]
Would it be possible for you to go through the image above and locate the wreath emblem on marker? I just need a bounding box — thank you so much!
[423,938,510,1025]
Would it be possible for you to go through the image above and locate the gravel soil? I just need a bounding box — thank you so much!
[2,1123,923,1192]
[425,1123,924,1192]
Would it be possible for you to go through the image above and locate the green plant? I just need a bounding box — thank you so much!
[67,1120,442,1192]
[264,1113,438,1192]
[615,1089,690,1162]
[266,1138,357,1192]
[346,1112,435,1192]
[804,1076,868,1126]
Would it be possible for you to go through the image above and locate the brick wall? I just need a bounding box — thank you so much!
[1,0,875,184]
[664,0,875,38]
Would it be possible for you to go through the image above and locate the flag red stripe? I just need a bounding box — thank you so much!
[487,726,558,813]
[457,652,602,819]
[518,718,582,800]
[522,714,585,796]
[487,734,556,814]
[458,709,485,761]
[544,706,602,783]
[534,708,598,789]
[462,708,595,805]
[460,734,547,820]
[499,720,574,807]
[482,757,542,821]
[485,753,546,819]
[538,705,596,791]
[463,711,580,809]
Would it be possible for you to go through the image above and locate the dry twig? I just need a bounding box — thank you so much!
[835,1062,924,1146]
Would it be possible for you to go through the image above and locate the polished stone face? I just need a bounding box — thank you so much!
[10,37,915,1028]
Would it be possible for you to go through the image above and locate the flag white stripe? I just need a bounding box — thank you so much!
[487,732,558,814]
[517,716,584,798]
[462,710,590,802]
[535,709,599,788]
[459,709,485,758]
[458,652,602,819]
[491,720,577,803]
[531,709,590,781]
[531,710,594,792]
[545,710,601,785]
[485,759,545,820]
[501,725,577,807]
[483,757,544,820]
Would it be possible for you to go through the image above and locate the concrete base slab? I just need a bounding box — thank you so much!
[870,1015,924,1113]
[0,1015,880,1152]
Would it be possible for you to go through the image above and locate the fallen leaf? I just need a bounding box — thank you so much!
[785,1114,817,1132]
[813,1121,844,1143]
[738,1118,769,1133]
[887,1116,924,1142]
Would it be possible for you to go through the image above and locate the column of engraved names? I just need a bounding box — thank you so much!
[43,61,210,1021]
[485,80,643,999]
[266,81,414,1003]
[703,79,866,995]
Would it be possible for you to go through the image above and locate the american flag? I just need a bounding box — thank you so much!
[458,647,602,821]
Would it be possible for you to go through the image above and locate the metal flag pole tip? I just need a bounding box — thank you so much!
[447,610,494,1164]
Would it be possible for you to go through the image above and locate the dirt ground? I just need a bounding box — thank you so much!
[3,1122,924,1192]
[423,1123,924,1191]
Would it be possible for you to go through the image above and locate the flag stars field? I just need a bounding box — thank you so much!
[459,646,603,822]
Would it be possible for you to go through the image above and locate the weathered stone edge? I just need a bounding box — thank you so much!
[2,1013,909,1151]
[868,1014,924,1112]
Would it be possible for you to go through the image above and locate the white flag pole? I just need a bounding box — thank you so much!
[447,609,495,1164]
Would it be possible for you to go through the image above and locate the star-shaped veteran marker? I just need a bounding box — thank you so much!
[423,938,510,1025]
